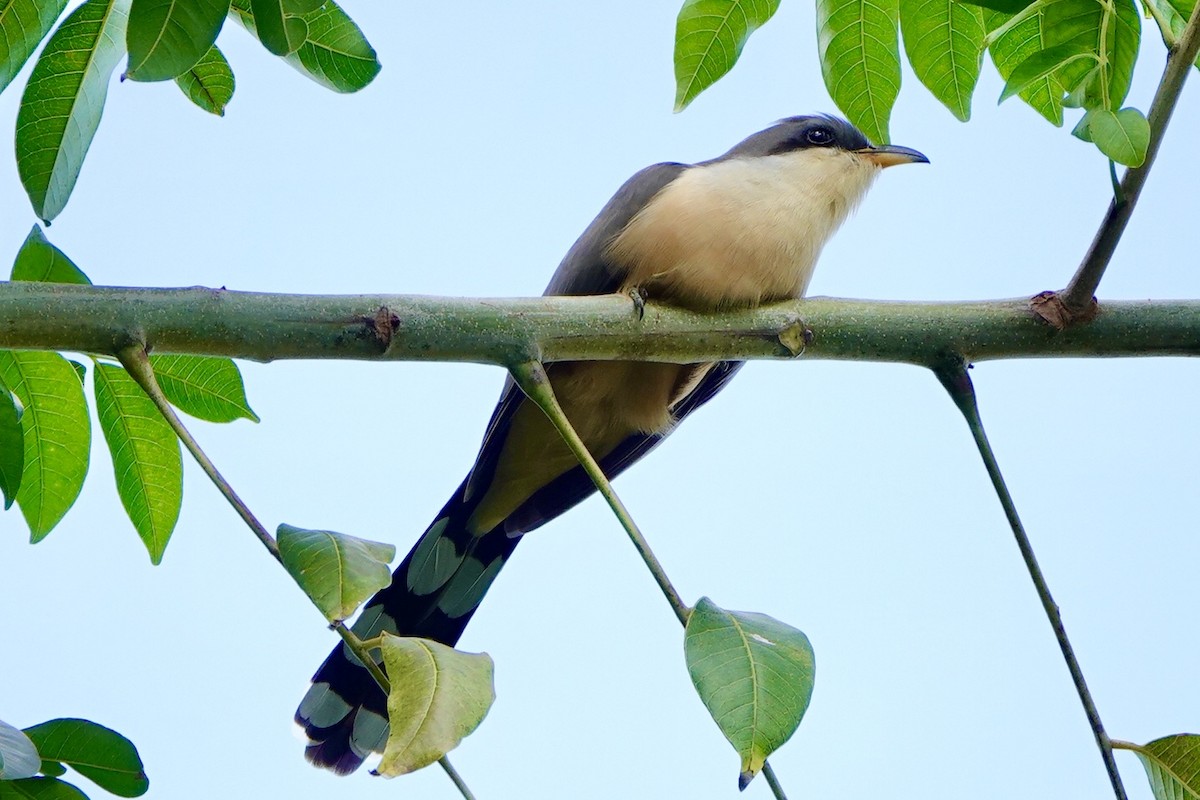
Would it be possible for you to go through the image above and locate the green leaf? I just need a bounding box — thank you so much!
[684,597,816,789]
[283,0,323,11]
[0,720,40,780]
[899,0,985,121]
[125,0,229,81]
[0,0,70,95]
[248,0,304,55]
[1071,112,1093,141]
[283,1,377,92]
[0,389,23,509]
[376,635,495,776]
[1144,0,1196,51]
[957,0,1034,10]
[23,719,147,797]
[992,0,1141,118]
[1127,734,1200,800]
[36,762,66,779]
[1034,0,1106,95]
[10,226,91,285]
[173,43,234,114]
[277,524,396,622]
[1106,0,1141,109]
[15,0,131,223]
[0,351,90,540]
[1045,0,1140,110]
[0,777,88,799]
[672,0,781,111]
[149,354,257,423]
[816,0,902,143]
[1083,107,1149,166]
[94,362,181,565]
[230,0,379,92]
[999,41,1095,102]
[986,4,1065,125]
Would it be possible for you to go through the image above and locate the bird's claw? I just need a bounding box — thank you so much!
[628,287,648,321]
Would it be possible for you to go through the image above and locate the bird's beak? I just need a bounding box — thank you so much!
[856,144,929,168]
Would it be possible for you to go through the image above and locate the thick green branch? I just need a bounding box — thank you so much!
[1,284,1197,365]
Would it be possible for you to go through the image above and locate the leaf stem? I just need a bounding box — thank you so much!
[933,357,1128,800]
[983,0,1048,48]
[118,344,477,800]
[1141,0,1177,47]
[763,763,789,799]
[438,756,479,800]
[332,623,390,693]
[508,360,689,626]
[1061,0,1200,312]
[509,360,788,799]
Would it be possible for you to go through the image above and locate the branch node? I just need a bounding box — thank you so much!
[1031,291,1099,330]
[778,320,813,356]
[365,306,400,350]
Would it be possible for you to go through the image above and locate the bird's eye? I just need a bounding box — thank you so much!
[805,127,835,146]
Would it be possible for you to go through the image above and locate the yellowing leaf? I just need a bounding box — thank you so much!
[376,635,494,777]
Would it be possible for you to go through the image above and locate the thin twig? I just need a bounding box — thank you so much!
[933,357,1128,800]
[509,360,788,800]
[1061,0,1200,312]
[508,360,690,626]
[333,623,390,693]
[438,757,479,800]
[762,763,789,799]
[119,344,477,800]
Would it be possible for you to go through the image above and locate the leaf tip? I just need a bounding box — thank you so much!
[738,769,755,790]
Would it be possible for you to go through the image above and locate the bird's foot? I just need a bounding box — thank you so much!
[628,287,648,321]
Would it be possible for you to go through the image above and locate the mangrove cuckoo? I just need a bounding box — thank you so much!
[297,115,927,772]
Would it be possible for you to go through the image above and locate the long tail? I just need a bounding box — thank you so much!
[296,363,745,773]
[295,478,520,774]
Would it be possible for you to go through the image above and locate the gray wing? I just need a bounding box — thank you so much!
[465,162,687,499]
[543,162,689,297]
[500,360,745,535]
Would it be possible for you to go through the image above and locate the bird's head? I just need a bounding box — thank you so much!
[716,114,928,169]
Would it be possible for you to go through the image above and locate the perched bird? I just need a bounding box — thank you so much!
[296,115,927,773]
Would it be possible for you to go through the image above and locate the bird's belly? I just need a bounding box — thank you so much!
[623,234,815,310]
[466,360,696,533]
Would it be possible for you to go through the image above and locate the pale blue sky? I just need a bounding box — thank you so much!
[2,3,1198,799]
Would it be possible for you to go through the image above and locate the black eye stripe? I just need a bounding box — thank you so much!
[763,118,865,156]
